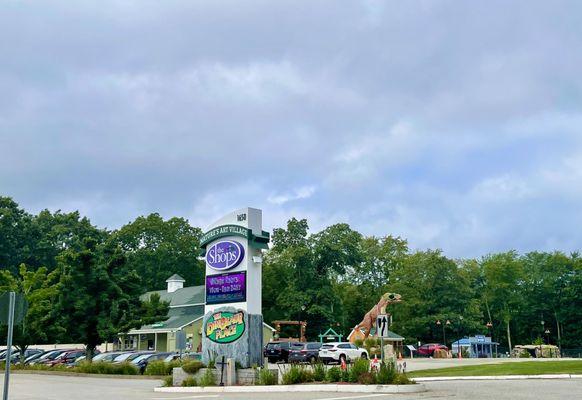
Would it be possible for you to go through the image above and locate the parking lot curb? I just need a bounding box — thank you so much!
[154,383,426,394]
[414,374,582,381]
[4,370,164,380]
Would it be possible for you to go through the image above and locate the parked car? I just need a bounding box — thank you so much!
[46,349,100,367]
[132,352,172,374]
[30,349,74,365]
[318,342,368,364]
[417,343,448,356]
[264,341,301,363]
[113,351,154,363]
[288,342,322,364]
[22,350,51,365]
[7,349,43,364]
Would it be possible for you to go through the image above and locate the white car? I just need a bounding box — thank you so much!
[318,342,369,364]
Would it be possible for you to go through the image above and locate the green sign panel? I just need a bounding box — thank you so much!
[200,225,250,247]
[205,310,245,344]
[0,292,28,324]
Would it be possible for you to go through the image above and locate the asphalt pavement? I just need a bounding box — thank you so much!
[1,373,581,400]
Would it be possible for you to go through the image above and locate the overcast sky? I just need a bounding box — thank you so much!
[2,1,582,258]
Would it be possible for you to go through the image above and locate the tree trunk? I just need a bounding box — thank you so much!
[554,312,562,355]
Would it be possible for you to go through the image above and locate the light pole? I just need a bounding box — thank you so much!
[540,320,545,358]
[436,319,451,347]
[486,321,494,358]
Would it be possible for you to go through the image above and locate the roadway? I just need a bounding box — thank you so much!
[1,373,581,400]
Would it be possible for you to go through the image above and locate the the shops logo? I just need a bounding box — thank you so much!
[206,240,245,271]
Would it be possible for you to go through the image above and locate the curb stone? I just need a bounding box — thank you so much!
[154,383,426,394]
[414,374,582,381]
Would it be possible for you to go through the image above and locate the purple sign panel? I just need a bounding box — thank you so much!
[206,240,245,271]
[206,271,247,305]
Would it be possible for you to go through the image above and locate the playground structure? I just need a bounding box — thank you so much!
[352,292,402,340]
[272,320,307,342]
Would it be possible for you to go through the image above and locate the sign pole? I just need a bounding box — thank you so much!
[3,292,16,400]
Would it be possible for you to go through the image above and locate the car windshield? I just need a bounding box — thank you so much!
[114,353,136,362]
[91,353,107,361]
[131,354,152,364]
[125,352,151,362]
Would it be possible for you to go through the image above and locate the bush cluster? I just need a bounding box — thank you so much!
[182,360,204,374]
[74,361,138,375]
[256,368,278,385]
[144,360,182,375]
[281,364,314,384]
[198,368,217,386]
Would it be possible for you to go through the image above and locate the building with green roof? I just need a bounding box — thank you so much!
[119,274,275,353]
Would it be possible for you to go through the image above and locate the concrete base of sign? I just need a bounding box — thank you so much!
[202,307,263,368]
[156,383,426,394]
[172,367,266,386]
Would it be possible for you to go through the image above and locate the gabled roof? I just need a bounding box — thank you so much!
[166,274,185,282]
[132,305,205,333]
[141,285,205,307]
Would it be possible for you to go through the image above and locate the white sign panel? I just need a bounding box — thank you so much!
[376,314,390,338]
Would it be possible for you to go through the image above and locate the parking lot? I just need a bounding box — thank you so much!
[1,373,581,400]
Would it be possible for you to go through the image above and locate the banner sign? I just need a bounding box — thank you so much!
[205,310,246,343]
[206,271,246,305]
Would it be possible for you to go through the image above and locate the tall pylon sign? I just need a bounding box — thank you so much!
[199,207,269,367]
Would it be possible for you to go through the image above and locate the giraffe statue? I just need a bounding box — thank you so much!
[353,292,402,340]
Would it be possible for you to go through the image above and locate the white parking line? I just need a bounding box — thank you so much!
[314,395,390,400]
[152,395,220,400]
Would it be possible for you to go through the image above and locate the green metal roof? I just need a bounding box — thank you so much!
[135,305,205,331]
[141,285,205,307]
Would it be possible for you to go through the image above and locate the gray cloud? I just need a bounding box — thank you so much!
[2,0,582,257]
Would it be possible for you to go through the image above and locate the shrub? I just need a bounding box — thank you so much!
[340,368,350,382]
[282,365,313,384]
[198,368,216,386]
[74,361,138,375]
[375,362,396,384]
[313,362,326,382]
[358,371,376,384]
[182,360,204,374]
[349,358,370,383]
[162,376,173,387]
[257,368,278,385]
[393,373,413,385]
[354,339,364,348]
[181,376,198,387]
[519,350,531,358]
[144,360,172,376]
[326,366,342,382]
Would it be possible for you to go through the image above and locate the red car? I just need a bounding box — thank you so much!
[417,343,448,356]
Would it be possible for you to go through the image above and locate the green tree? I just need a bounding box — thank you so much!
[55,239,168,359]
[480,251,525,350]
[387,250,482,346]
[0,264,62,362]
[0,197,33,274]
[110,213,204,290]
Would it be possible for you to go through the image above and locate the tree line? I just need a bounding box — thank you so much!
[1,196,581,356]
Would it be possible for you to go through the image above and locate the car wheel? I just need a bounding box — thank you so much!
[309,356,316,364]
[361,353,368,359]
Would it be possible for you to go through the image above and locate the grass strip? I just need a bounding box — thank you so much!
[408,361,582,378]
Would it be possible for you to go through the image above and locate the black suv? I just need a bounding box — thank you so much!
[264,341,301,363]
[288,342,322,363]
